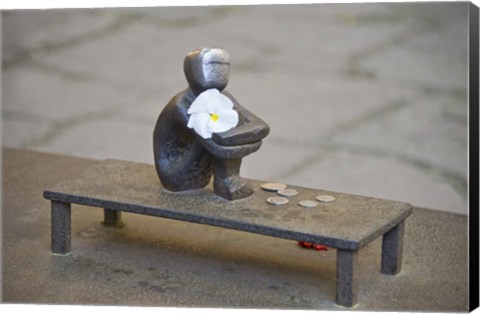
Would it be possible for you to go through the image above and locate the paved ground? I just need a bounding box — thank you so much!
[1,2,470,214]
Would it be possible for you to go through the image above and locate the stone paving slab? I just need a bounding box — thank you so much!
[281,150,467,214]
[36,118,154,162]
[2,115,51,148]
[2,64,147,120]
[358,4,468,91]
[28,23,188,94]
[360,36,468,91]
[2,9,118,64]
[330,90,468,177]
[236,74,413,145]
[2,148,469,311]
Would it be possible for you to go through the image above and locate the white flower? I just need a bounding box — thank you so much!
[187,89,239,139]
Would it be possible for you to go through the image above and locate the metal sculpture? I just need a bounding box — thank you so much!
[153,47,270,200]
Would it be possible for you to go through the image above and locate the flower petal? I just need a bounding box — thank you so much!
[206,92,234,113]
[187,89,238,138]
[187,112,212,139]
[217,109,239,126]
[188,89,234,115]
[188,89,217,114]
[208,108,239,133]
[187,92,210,114]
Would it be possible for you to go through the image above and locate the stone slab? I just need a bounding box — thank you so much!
[2,148,468,311]
[36,118,154,163]
[1,118,52,148]
[282,149,467,215]
[43,159,412,251]
[2,65,146,120]
[2,9,117,64]
[359,13,468,91]
[329,86,468,179]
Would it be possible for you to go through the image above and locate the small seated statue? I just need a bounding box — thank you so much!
[153,47,270,200]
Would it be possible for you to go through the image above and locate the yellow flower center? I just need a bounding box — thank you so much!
[210,113,219,122]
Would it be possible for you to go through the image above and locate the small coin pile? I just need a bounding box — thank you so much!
[262,182,290,206]
[262,182,337,207]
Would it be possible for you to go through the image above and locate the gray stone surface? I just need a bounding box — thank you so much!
[37,118,154,162]
[2,9,118,64]
[280,150,468,214]
[2,3,469,215]
[2,148,469,311]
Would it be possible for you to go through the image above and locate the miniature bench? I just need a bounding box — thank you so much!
[43,159,412,307]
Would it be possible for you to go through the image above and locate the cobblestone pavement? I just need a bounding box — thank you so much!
[2,3,470,214]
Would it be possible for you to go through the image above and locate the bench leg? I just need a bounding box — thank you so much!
[381,221,405,275]
[102,209,125,228]
[51,201,71,255]
[336,249,358,307]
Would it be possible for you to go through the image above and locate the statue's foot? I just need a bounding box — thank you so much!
[214,175,253,200]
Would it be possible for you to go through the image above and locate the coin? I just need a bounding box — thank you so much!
[261,182,287,192]
[277,189,298,197]
[298,200,318,208]
[316,195,336,203]
[266,196,289,206]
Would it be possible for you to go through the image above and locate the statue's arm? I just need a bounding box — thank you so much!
[212,91,270,146]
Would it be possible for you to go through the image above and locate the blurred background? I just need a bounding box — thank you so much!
[2,2,469,214]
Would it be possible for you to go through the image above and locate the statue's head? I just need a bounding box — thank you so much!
[184,47,230,94]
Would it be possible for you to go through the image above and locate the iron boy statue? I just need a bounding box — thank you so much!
[153,47,270,200]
